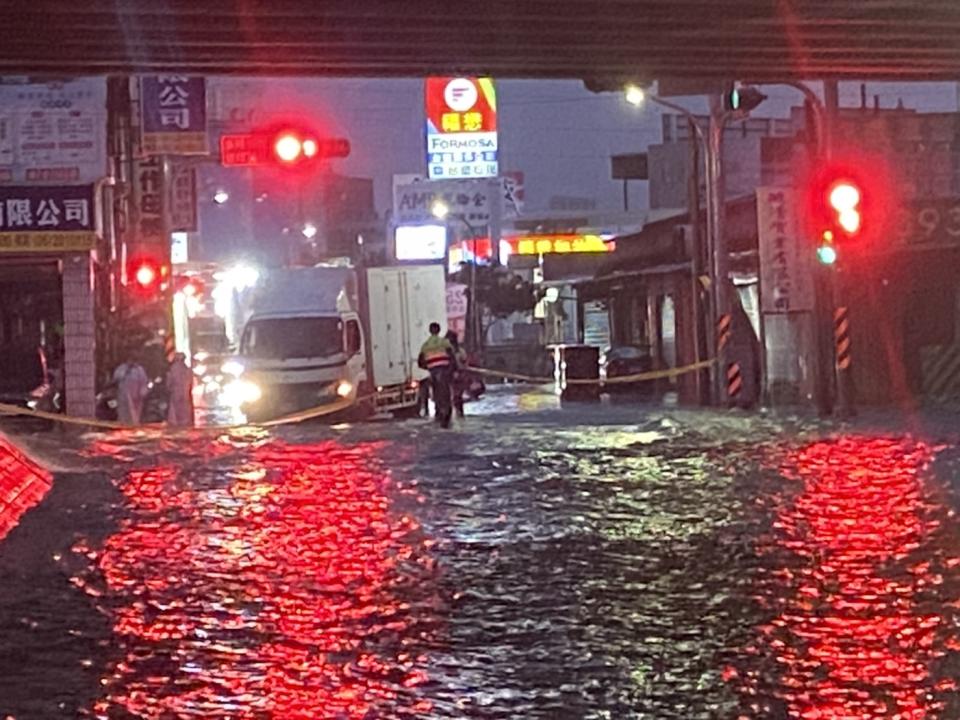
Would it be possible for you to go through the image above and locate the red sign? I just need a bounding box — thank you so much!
[220,133,272,166]
[425,77,497,135]
[220,133,351,167]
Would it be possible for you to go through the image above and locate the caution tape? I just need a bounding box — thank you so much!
[0,394,362,433]
[468,358,715,386]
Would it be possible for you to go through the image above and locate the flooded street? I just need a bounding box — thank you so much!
[4,391,960,718]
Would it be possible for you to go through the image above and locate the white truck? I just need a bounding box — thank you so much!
[223,263,447,421]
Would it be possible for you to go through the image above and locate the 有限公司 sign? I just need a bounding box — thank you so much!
[0,184,97,252]
[140,76,208,155]
[425,77,498,180]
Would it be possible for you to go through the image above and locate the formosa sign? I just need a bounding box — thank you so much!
[425,77,498,180]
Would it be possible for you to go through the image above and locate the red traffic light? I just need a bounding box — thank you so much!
[827,181,862,235]
[274,132,307,163]
[134,261,158,288]
[221,129,351,167]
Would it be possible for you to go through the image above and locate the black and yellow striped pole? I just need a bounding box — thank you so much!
[833,305,854,417]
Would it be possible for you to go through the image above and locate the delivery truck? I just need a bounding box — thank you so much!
[222,263,447,421]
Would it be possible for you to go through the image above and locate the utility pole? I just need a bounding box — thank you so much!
[707,94,729,405]
[686,117,705,404]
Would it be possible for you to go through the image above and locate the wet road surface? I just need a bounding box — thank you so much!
[4,390,960,718]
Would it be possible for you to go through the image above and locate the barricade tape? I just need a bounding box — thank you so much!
[468,358,715,386]
[0,358,715,431]
[0,394,360,433]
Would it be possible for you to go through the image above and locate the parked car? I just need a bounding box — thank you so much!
[600,345,655,396]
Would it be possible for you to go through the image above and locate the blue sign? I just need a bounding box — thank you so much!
[140,76,208,155]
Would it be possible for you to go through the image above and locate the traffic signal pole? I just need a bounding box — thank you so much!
[821,79,855,418]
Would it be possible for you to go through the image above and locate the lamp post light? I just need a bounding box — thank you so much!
[432,200,481,351]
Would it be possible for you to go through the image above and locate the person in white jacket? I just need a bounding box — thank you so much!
[165,353,195,427]
[113,358,149,426]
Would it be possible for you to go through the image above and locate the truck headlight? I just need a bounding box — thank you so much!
[223,378,262,406]
[336,380,353,398]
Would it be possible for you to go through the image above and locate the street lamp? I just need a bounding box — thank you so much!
[213,189,229,205]
[302,222,318,239]
[431,200,481,351]
[624,84,646,107]
[624,86,713,404]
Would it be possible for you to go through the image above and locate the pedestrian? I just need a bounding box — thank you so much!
[417,374,432,418]
[165,352,195,427]
[446,330,468,419]
[418,322,454,428]
[113,355,149,426]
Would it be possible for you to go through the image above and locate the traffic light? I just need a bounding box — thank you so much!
[724,85,766,115]
[127,257,168,298]
[221,128,351,167]
[814,175,864,264]
[134,261,158,289]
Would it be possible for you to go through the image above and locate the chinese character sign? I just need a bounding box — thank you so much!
[393,178,492,225]
[140,76,208,155]
[168,162,197,232]
[134,156,166,248]
[425,77,498,180]
[0,184,97,252]
[757,187,813,313]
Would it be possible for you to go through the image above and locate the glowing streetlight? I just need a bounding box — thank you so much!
[624,84,646,107]
[431,200,450,219]
[213,189,229,205]
[302,222,318,239]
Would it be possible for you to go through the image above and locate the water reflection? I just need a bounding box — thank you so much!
[81,440,442,719]
[734,437,960,718]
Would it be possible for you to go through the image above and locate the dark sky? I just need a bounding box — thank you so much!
[199,77,959,262]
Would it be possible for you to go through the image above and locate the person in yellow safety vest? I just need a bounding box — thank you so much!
[418,322,455,428]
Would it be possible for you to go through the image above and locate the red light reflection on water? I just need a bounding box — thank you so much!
[733,437,960,718]
[82,440,440,719]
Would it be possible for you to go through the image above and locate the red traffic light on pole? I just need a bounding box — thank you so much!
[221,129,351,167]
[135,261,158,288]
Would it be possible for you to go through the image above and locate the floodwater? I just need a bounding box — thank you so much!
[4,391,960,718]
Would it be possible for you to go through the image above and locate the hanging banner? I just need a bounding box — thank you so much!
[757,187,813,313]
[133,156,166,249]
[0,78,107,184]
[140,75,208,155]
[446,282,468,341]
[425,77,498,180]
[167,161,197,232]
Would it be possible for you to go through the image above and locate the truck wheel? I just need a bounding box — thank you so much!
[343,385,374,422]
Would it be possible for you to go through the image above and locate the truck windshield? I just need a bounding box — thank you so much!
[241,317,343,360]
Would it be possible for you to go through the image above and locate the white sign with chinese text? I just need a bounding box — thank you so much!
[0,78,108,184]
[757,187,813,313]
[393,178,492,226]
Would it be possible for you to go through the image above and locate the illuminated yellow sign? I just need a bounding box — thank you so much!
[514,234,612,255]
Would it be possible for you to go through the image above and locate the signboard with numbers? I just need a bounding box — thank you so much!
[140,75,208,155]
[0,78,107,184]
[0,184,97,252]
[757,187,813,313]
[425,77,498,180]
